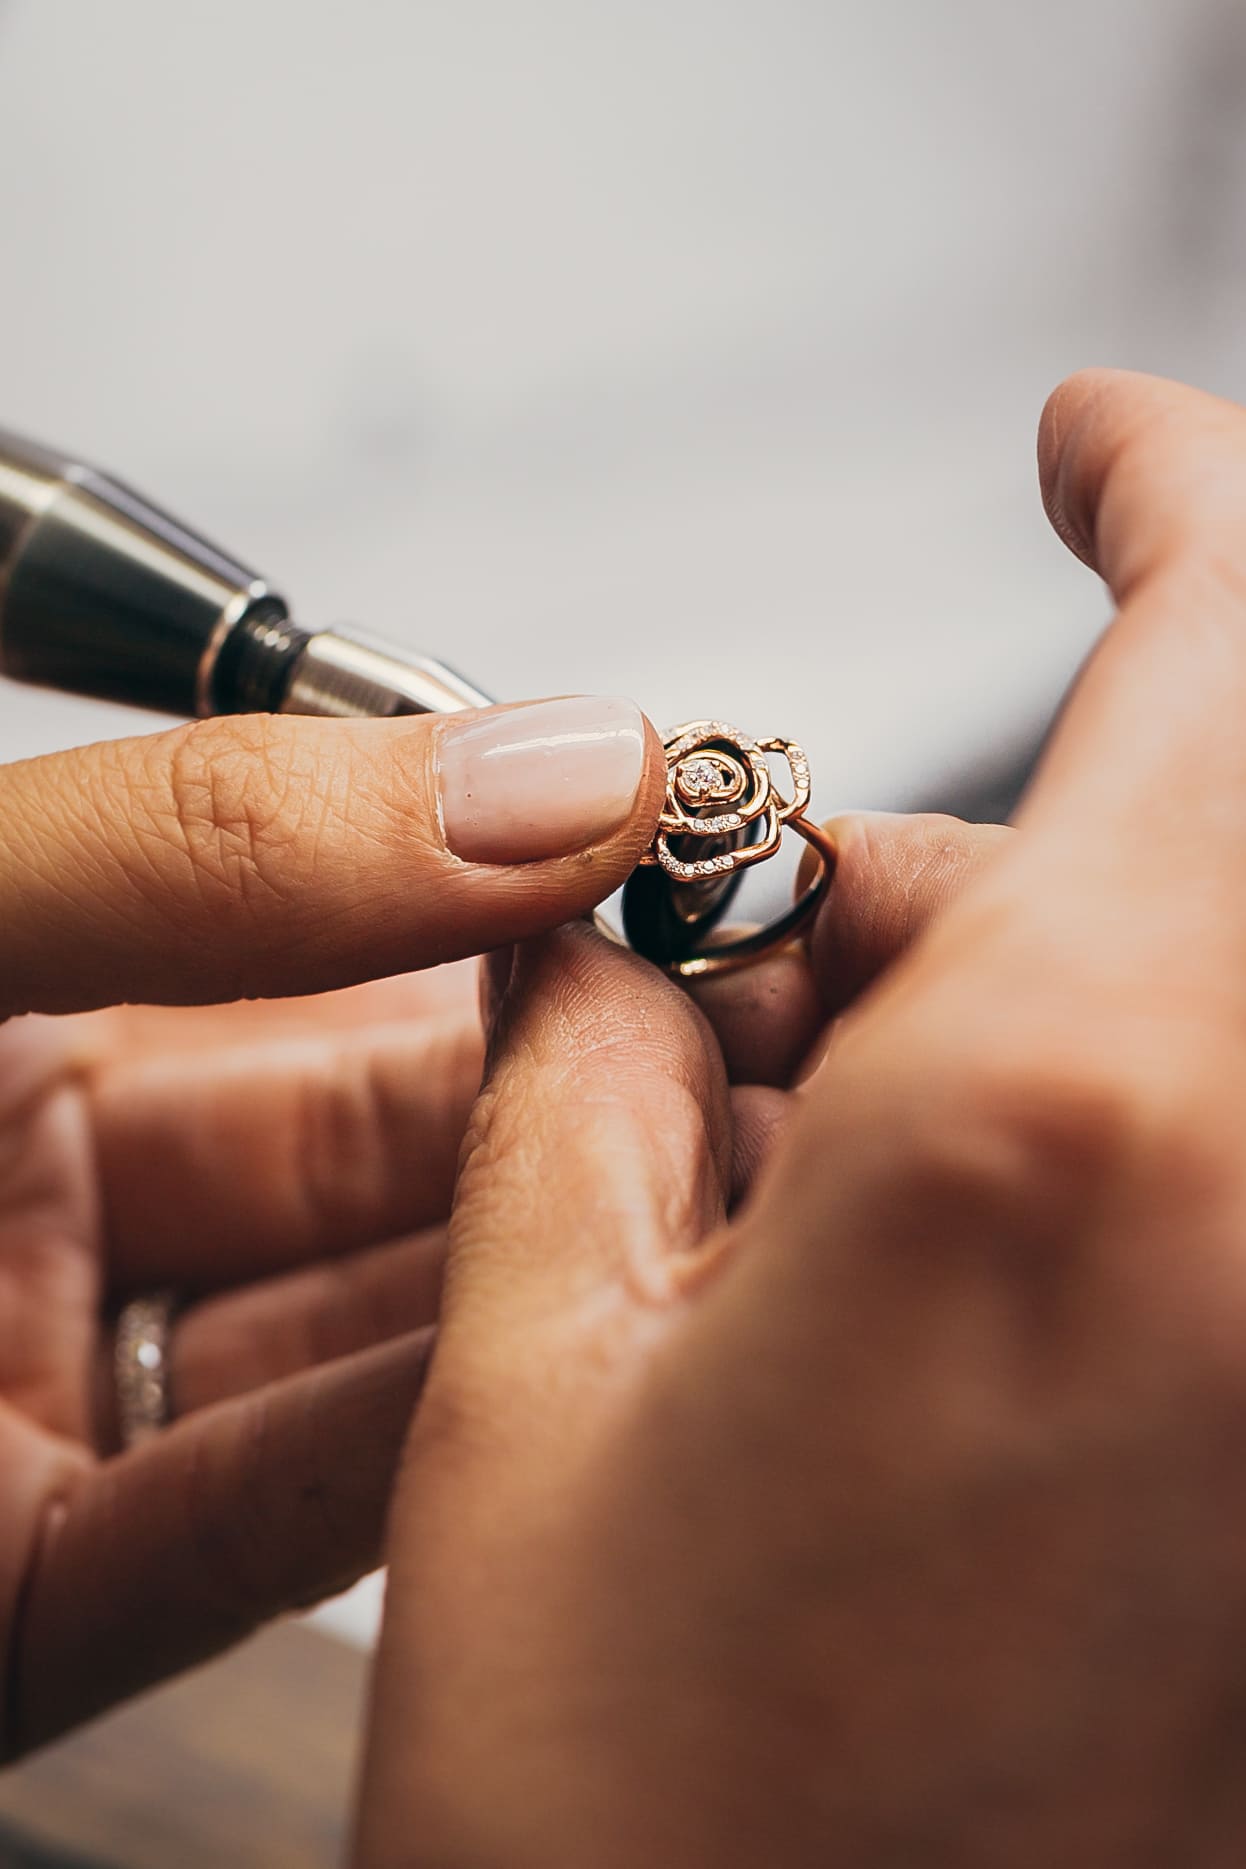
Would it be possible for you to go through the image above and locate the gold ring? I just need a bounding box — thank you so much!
[115,1290,177,1448]
[621,720,836,977]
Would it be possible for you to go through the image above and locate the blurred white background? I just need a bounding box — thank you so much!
[3,0,1246,1638]
[10,0,1246,803]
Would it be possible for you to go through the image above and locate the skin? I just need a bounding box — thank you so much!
[354,370,1246,1866]
[0,704,669,1753]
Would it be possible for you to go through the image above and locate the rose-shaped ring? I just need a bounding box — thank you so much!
[620,721,835,977]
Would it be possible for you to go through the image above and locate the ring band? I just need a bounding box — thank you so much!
[660,815,835,977]
[621,720,836,977]
[115,1291,176,1448]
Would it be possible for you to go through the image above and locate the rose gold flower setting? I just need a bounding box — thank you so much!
[630,720,835,977]
[639,720,813,882]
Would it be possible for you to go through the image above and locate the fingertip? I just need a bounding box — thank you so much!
[447,919,734,1318]
[1038,370,1112,568]
[688,944,823,1088]
[807,812,1010,1013]
[1035,369,1246,593]
[497,918,708,1067]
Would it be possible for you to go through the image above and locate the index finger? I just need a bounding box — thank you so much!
[0,699,663,1018]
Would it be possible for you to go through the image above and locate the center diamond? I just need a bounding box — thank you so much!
[678,756,728,802]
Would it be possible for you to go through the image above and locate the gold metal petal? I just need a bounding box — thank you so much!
[651,805,780,881]
[759,735,811,823]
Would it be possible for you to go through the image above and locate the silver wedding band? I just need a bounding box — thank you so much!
[114,1291,177,1449]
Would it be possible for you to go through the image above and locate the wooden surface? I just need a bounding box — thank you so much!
[0,1623,369,1869]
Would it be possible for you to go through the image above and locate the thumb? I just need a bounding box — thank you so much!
[0,696,663,1016]
[431,921,733,1405]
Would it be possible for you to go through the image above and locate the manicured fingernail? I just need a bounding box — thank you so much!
[438,696,648,863]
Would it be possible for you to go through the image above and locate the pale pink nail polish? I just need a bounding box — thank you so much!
[437,696,647,863]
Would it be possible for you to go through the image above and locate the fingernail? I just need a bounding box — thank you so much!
[438,696,648,863]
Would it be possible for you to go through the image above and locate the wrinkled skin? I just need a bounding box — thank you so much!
[0,702,665,1753]
[0,971,479,1751]
[356,371,1246,1868]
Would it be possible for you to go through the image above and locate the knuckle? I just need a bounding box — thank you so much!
[294,1042,422,1253]
[139,718,414,964]
[824,1009,1246,1398]
[159,716,307,905]
[885,1009,1236,1240]
[1043,1061,1218,1224]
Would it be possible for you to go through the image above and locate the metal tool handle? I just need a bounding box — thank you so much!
[0,426,489,720]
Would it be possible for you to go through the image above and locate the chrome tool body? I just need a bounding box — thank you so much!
[0,428,489,722]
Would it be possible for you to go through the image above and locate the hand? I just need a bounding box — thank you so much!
[0,693,664,1752]
[357,371,1246,1866]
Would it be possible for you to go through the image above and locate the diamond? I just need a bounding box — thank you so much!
[678,757,726,801]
